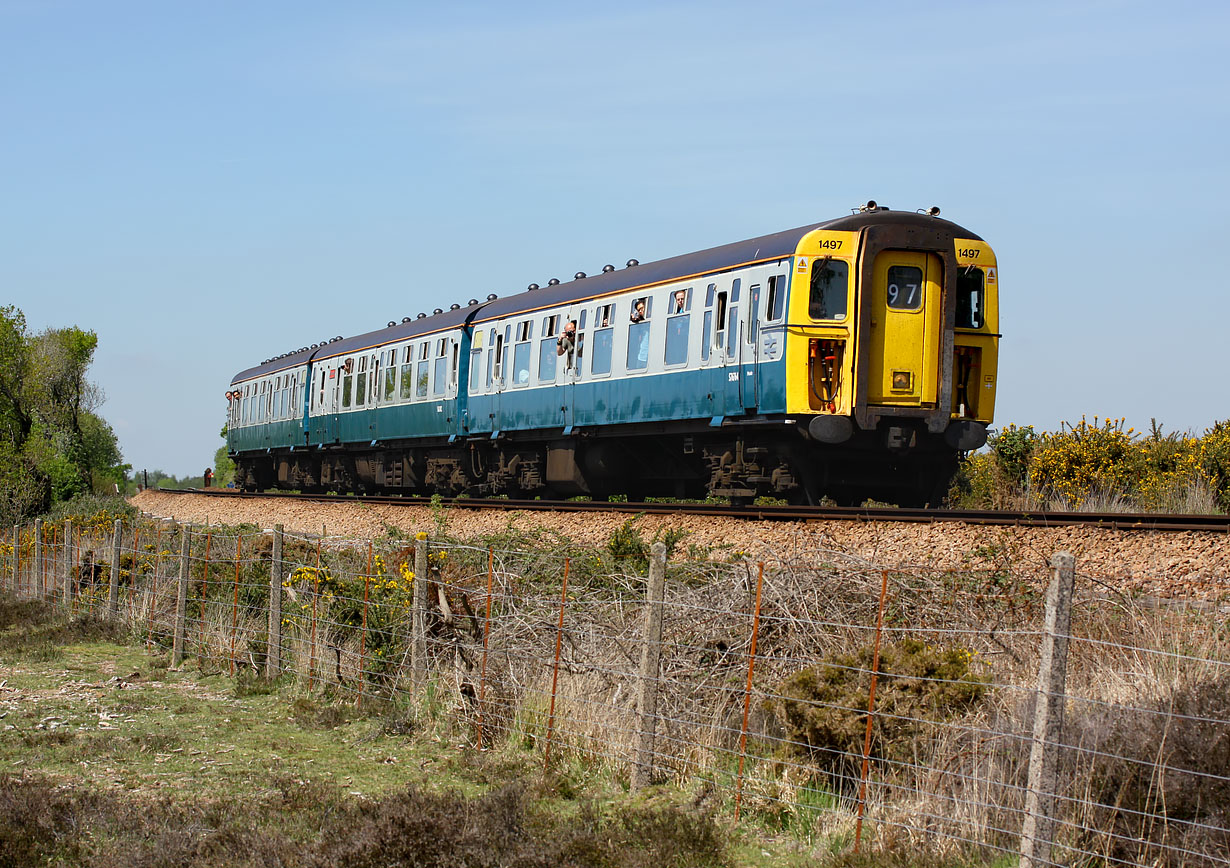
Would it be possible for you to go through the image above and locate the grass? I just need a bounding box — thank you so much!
[0,593,756,867]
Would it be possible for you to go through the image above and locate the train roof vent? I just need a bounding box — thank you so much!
[416,312,427,319]
[433,307,443,315]
[602,264,615,273]
[626,258,639,267]
[527,283,539,291]
[574,271,586,279]
[450,303,460,310]
[548,278,560,286]
[486,293,498,301]
[387,321,396,327]
[402,316,411,323]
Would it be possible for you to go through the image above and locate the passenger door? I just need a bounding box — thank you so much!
[867,251,942,407]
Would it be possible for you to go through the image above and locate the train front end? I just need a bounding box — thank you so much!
[784,206,999,504]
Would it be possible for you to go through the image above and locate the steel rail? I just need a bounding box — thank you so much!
[154,489,1230,533]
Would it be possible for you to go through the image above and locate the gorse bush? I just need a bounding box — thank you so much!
[953,416,1230,512]
[771,639,989,791]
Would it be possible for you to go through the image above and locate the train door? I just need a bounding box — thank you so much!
[867,251,942,407]
[321,361,341,443]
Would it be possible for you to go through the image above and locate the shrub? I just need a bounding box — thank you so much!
[772,638,989,791]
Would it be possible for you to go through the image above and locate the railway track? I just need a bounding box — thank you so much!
[159,489,1230,533]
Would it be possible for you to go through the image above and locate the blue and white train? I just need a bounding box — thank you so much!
[226,204,999,504]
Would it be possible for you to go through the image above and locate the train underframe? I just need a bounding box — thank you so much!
[232,416,971,507]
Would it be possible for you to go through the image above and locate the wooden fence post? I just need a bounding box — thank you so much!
[631,542,667,792]
[172,528,191,666]
[1020,551,1076,868]
[9,523,17,592]
[33,519,43,599]
[63,520,75,610]
[411,533,429,689]
[108,519,122,618]
[267,524,283,678]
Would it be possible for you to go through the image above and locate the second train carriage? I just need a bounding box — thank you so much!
[226,204,999,505]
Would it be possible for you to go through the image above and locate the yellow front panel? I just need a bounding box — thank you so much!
[953,237,1000,422]
[783,230,859,414]
[868,251,942,406]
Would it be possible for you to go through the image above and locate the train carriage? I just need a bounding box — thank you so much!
[227,203,998,505]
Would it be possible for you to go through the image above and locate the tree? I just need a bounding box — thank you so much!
[0,306,126,523]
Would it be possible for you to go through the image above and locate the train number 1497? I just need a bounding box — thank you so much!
[957,248,981,259]
[818,239,843,250]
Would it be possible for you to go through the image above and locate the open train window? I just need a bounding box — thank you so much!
[543,314,559,337]
[766,274,786,321]
[342,359,354,408]
[670,287,691,314]
[355,356,367,407]
[956,267,985,329]
[595,303,614,328]
[630,296,651,323]
[666,289,690,366]
[726,279,741,356]
[809,259,849,320]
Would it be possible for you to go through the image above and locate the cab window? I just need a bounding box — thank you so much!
[886,265,923,310]
[809,260,849,320]
[956,268,985,329]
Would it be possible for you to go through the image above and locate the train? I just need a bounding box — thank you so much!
[226,202,999,505]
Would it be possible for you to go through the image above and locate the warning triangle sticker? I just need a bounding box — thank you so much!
[986,267,997,283]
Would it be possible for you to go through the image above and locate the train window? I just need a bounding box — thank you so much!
[486,345,494,388]
[400,356,413,399]
[403,346,412,364]
[543,314,558,338]
[434,353,447,395]
[596,303,614,328]
[809,259,848,320]
[384,364,397,401]
[702,311,712,362]
[630,296,651,323]
[342,367,353,408]
[670,287,691,314]
[450,342,459,387]
[591,327,613,375]
[539,335,557,381]
[726,280,741,357]
[515,321,532,342]
[766,274,786,321]
[470,349,483,391]
[886,265,923,311]
[665,311,689,366]
[419,341,429,360]
[355,368,366,407]
[627,320,650,371]
[416,357,430,398]
[579,310,587,329]
[956,267,985,329]
[512,341,530,386]
[714,290,727,350]
[493,332,505,384]
[747,284,761,347]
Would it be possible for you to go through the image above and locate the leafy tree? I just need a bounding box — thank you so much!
[0,306,127,523]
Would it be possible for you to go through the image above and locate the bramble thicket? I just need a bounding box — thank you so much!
[952,417,1230,512]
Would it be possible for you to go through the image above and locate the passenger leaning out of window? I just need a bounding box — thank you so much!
[672,290,686,313]
[630,300,646,323]
[557,320,577,357]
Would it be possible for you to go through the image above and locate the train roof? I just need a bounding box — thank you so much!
[231,209,982,384]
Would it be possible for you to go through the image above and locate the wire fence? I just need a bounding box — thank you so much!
[3,514,1228,867]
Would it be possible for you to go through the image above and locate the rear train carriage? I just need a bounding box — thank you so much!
[226,203,998,505]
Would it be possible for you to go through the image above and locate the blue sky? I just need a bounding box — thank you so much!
[4,0,1228,476]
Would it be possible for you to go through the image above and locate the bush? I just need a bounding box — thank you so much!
[772,638,988,791]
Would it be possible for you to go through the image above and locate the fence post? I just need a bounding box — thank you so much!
[10,525,18,595]
[411,533,429,689]
[632,542,667,792]
[34,519,44,599]
[108,519,122,618]
[63,520,75,610]
[267,524,283,678]
[172,528,191,666]
[1020,551,1076,868]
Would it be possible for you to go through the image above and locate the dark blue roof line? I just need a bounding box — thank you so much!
[232,210,979,384]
